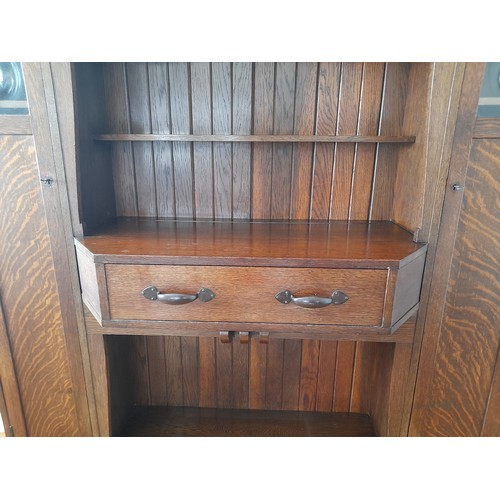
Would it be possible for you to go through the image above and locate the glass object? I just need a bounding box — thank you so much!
[0,62,29,115]
[477,62,500,118]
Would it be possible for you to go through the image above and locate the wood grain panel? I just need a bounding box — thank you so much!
[128,336,150,405]
[290,62,319,219]
[252,62,274,218]
[110,332,399,425]
[148,63,176,218]
[232,336,249,409]
[299,340,320,411]
[482,347,500,436]
[0,136,80,436]
[265,339,284,409]
[190,62,213,218]
[198,337,217,407]
[103,63,137,216]
[350,63,385,220]
[315,341,338,411]
[87,334,110,436]
[392,63,459,234]
[181,337,199,406]
[330,63,363,220]
[271,63,296,219]
[370,63,410,220]
[106,265,388,326]
[0,299,27,436]
[164,336,183,406]
[249,335,267,409]
[127,63,156,216]
[232,63,252,218]
[333,341,356,411]
[310,62,340,219]
[212,63,233,218]
[216,339,233,408]
[98,61,397,224]
[146,336,167,405]
[281,339,302,410]
[169,63,193,218]
[413,138,500,436]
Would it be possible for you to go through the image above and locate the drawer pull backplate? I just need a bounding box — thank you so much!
[142,286,215,305]
[275,289,349,308]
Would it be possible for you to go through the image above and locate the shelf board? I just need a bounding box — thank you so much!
[76,218,426,269]
[94,133,416,144]
[117,406,377,437]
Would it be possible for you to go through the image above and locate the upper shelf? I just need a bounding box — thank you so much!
[93,134,416,144]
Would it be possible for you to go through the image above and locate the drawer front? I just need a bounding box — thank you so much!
[105,265,388,326]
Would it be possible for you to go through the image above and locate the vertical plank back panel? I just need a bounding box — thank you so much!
[100,61,395,224]
[103,63,137,216]
[350,63,385,220]
[212,63,233,218]
[290,63,318,219]
[232,63,253,218]
[127,63,156,217]
[148,63,176,218]
[310,62,341,219]
[271,63,296,219]
[169,63,193,218]
[330,63,363,220]
[370,63,410,220]
[191,63,214,218]
[95,62,411,432]
[252,62,275,219]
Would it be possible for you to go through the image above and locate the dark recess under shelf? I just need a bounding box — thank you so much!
[116,406,377,437]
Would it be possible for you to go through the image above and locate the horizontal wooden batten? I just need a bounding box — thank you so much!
[93,133,416,144]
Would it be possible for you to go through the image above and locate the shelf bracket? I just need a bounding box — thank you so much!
[238,331,250,344]
[219,331,233,344]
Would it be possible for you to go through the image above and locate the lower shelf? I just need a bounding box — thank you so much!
[116,406,376,437]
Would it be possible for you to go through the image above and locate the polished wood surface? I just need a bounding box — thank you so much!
[482,348,500,436]
[106,265,387,326]
[84,305,416,341]
[0,300,26,436]
[86,313,416,435]
[473,118,500,138]
[76,218,425,268]
[94,133,415,143]
[25,63,96,435]
[74,63,408,224]
[393,63,464,234]
[0,135,81,436]
[409,64,490,437]
[0,116,31,135]
[411,137,500,436]
[117,406,376,437]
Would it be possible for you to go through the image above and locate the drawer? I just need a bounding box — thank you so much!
[105,264,388,327]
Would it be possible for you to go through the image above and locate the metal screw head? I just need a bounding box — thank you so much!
[40,176,53,186]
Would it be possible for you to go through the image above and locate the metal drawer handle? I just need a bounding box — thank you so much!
[275,290,349,308]
[142,286,215,305]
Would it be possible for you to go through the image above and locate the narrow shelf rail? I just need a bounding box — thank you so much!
[94,133,416,144]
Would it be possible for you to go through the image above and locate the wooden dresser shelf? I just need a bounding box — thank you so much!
[117,407,377,437]
[75,218,427,338]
